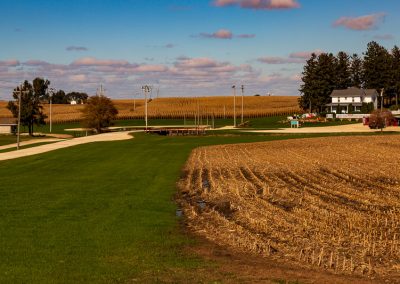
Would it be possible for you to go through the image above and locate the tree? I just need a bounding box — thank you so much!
[299,53,318,111]
[363,41,392,107]
[315,53,337,111]
[391,46,400,108]
[66,92,88,104]
[7,79,47,136]
[350,54,363,88]
[81,95,118,133]
[299,53,338,112]
[52,90,68,104]
[335,51,351,89]
[33,77,50,101]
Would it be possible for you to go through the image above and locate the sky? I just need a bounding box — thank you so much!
[0,0,399,100]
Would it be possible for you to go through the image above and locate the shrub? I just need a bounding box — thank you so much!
[368,110,393,129]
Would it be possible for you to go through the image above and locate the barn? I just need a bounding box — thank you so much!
[0,118,17,134]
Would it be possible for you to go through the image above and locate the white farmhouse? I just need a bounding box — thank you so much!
[326,87,378,113]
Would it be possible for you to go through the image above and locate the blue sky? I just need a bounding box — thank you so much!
[0,0,399,99]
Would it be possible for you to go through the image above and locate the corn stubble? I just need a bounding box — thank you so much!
[178,136,400,278]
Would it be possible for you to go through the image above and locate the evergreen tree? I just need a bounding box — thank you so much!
[313,53,337,111]
[299,53,337,112]
[350,54,363,88]
[391,46,400,107]
[299,53,318,111]
[335,51,351,89]
[363,41,392,98]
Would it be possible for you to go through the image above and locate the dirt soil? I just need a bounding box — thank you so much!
[187,235,391,284]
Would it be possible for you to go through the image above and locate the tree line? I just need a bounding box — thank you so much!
[51,90,88,104]
[299,41,400,112]
[7,77,89,135]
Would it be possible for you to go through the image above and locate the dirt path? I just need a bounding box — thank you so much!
[0,138,64,151]
[188,236,384,284]
[244,123,400,133]
[0,131,134,161]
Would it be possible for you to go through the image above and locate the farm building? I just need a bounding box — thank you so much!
[326,87,378,113]
[0,118,17,134]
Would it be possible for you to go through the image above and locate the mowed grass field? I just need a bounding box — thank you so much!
[1,131,321,283]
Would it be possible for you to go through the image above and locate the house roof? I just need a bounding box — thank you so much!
[330,87,378,97]
[0,117,17,125]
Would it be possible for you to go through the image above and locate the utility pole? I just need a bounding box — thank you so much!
[142,85,151,130]
[197,97,200,135]
[48,88,54,133]
[13,83,29,150]
[241,85,244,124]
[15,84,22,150]
[232,85,236,127]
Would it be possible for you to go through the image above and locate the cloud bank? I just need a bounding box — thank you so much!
[66,46,88,51]
[213,0,300,10]
[0,56,301,99]
[195,29,255,39]
[333,13,386,30]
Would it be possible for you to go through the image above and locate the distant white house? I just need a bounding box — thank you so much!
[70,100,77,105]
[0,118,17,134]
[326,87,378,113]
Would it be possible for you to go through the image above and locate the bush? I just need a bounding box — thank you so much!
[368,110,393,129]
[361,102,374,114]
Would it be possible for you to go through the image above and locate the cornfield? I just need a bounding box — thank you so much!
[178,136,400,280]
[0,96,300,123]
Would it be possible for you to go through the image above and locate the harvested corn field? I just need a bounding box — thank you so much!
[178,136,400,281]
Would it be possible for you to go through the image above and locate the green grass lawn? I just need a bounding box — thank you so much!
[0,131,398,283]
[0,142,59,154]
[35,117,288,135]
[0,132,302,283]
[0,135,45,147]
[0,135,19,146]
[34,116,360,136]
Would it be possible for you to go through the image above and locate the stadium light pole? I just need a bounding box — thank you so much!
[241,85,244,125]
[142,85,151,130]
[232,85,236,127]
